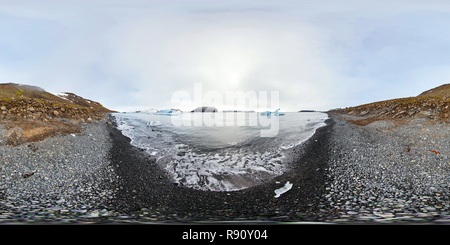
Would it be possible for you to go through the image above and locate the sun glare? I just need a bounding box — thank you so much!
[200,45,259,90]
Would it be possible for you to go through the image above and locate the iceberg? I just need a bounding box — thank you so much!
[274,181,293,198]
[260,108,285,116]
[153,109,182,116]
[145,108,159,114]
[274,109,285,116]
[147,121,162,126]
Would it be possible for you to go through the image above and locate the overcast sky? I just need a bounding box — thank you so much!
[1,0,450,112]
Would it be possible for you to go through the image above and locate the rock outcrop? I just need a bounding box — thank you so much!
[0,97,107,122]
[0,83,116,122]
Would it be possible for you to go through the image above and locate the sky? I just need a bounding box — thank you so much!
[1,0,450,112]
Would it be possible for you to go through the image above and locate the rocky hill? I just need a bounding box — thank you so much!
[329,84,450,125]
[54,92,114,113]
[0,83,116,121]
[0,83,116,146]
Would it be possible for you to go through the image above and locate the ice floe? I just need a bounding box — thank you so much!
[274,181,293,198]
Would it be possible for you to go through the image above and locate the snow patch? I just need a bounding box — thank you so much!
[55,92,69,98]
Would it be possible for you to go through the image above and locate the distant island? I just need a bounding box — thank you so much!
[299,110,316,112]
[222,110,255,113]
[191,106,218,112]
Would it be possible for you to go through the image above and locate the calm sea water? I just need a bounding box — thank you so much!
[112,111,328,191]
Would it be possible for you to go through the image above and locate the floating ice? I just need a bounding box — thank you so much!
[145,109,159,114]
[274,181,293,198]
[147,121,162,126]
[274,109,285,116]
[153,109,181,116]
[260,108,285,116]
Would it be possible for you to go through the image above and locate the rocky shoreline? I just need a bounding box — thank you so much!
[0,114,333,223]
[2,112,450,224]
[320,113,450,223]
[0,119,117,223]
[104,114,333,222]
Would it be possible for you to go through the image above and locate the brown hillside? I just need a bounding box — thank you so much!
[418,83,450,98]
[54,92,116,113]
[0,83,116,113]
[330,84,450,125]
[0,83,73,104]
[0,83,116,146]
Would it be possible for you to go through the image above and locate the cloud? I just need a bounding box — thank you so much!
[2,0,450,112]
[93,7,343,111]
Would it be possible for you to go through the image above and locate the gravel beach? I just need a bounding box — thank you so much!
[321,113,450,223]
[0,119,117,223]
[2,113,450,224]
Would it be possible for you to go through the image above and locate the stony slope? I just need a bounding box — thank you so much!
[0,83,116,121]
[0,83,115,113]
[329,84,450,124]
[0,83,116,146]
[0,83,67,102]
[54,92,115,113]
